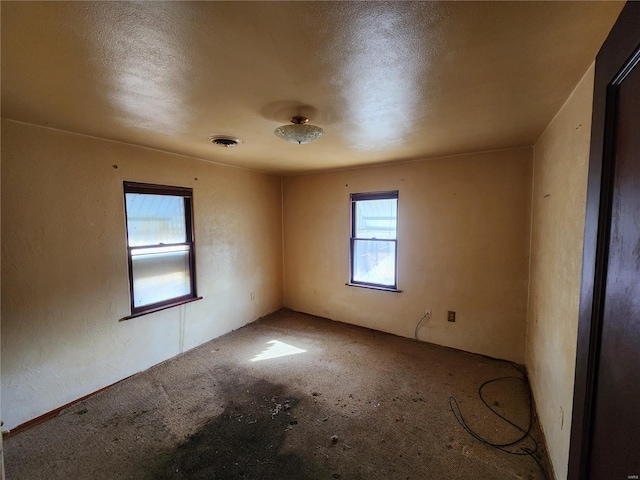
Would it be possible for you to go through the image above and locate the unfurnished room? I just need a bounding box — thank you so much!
[1,2,639,479]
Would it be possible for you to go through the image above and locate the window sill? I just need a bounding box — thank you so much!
[120,296,203,321]
[345,283,402,293]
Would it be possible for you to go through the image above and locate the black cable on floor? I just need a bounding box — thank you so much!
[449,374,549,480]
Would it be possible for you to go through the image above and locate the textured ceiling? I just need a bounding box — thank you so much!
[1,1,624,174]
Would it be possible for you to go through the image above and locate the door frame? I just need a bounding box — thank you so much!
[569,3,640,479]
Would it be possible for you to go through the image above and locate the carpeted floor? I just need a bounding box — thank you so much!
[4,309,550,479]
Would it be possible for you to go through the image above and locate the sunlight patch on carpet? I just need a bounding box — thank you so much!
[250,340,307,362]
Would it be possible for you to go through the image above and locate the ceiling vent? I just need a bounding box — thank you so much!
[209,135,241,148]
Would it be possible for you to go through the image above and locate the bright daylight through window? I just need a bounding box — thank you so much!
[350,191,399,290]
[123,182,198,316]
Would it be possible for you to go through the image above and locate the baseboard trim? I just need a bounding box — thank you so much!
[526,368,558,480]
[3,374,134,438]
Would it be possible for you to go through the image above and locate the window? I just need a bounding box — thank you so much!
[349,191,399,290]
[123,182,199,317]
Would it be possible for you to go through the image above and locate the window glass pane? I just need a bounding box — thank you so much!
[353,240,396,286]
[355,199,397,239]
[126,193,186,246]
[131,245,191,307]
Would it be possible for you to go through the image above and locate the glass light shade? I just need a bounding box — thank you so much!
[274,123,324,144]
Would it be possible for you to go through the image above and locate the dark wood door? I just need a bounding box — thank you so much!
[569,3,640,479]
[589,50,640,479]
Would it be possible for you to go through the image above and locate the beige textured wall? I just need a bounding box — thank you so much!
[283,148,532,363]
[527,64,595,480]
[1,119,283,430]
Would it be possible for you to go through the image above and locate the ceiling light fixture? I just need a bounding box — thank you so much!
[274,116,324,145]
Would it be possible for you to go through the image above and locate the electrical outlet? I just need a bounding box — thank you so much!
[447,311,456,322]
[424,308,431,318]
[250,292,255,301]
